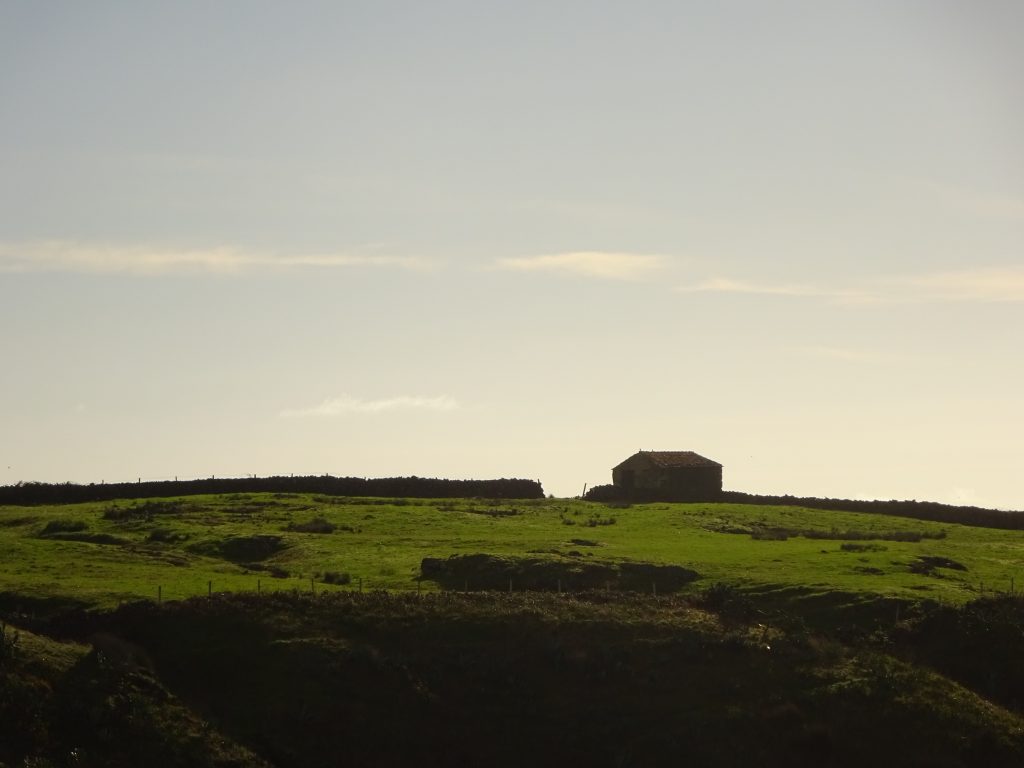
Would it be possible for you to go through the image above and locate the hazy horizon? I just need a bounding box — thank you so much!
[2,2,1022,509]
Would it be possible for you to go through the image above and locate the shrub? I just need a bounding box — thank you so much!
[147,527,190,543]
[909,556,967,575]
[750,527,789,541]
[248,563,290,578]
[840,542,887,553]
[420,553,698,593]
[319,571,352,585]
[40,518,87,535]
[102,505,133,521]
[103,499,185,521]
[0,622,19,666]
[190,534,287,562]
[287,518,337,534]
[704,521,753,534]
[463,507,519,517]
[697,582,755,621]
[582,484,627,502]
[699,582,741,609]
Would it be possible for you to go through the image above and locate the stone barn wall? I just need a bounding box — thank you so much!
[612,452,722,502]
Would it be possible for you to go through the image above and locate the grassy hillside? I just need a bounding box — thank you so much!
[1,493,1021,611]
[3,493,1024,766]
[2,592,1023,767]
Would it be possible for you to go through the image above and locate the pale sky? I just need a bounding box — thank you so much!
[2,1,1022,508]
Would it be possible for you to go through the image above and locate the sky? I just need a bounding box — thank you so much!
[1,1,1022,508]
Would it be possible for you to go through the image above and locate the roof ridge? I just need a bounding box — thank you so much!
[617,450,721,469]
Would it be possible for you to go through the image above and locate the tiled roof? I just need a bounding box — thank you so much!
[617,451,722,469]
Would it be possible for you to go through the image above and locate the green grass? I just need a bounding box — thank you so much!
[2,493,1022,610]
[6,493,1024,767]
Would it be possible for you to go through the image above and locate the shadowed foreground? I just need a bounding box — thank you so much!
[3,590,1024,767]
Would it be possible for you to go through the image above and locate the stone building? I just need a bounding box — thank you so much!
[611,451,723,501]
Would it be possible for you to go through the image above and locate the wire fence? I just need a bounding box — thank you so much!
[127,572,1023,614]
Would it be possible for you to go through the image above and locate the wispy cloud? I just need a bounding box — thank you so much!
[677,266,1024,304]
[676,278,851,299]
[0,241,433,275]
[280,394,459,418]
[495,251,665,281]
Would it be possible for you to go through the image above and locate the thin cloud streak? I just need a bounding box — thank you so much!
[678,267,1024,304]
[0,241,434,275]
[496,251,666,281]
[676,278,850,299]
[281,394,459,417]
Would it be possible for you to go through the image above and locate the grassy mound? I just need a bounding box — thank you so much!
[188,534,289,563]
[4,493,1022,608]
[420,553,699,592]
[0,622,268,768]
[13,592,1021,768]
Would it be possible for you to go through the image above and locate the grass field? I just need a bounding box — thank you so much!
[2,492,1022,610]
[4,492,1024,767]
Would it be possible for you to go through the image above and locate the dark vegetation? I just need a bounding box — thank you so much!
[585,484,1024,530]
[188,534,289,563]
[39,518,88,535]
[146,527,190,544]
[897,596,1024,713]
[0,621,18,664]
[723,490,1024,530]
[0,475,545,506]
[284,517,336,533]
[316,571,351,585]
[908,555,968,576]
[420,553,699,592]
[102,500,189,521]
[0,620,270,767]
[2,591,1024,767]
[706,521,948,543]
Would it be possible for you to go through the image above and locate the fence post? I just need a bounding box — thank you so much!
[359,577,363,593]
[208,580,212,597]
[652,582,657,597]
[158,585,162,605]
